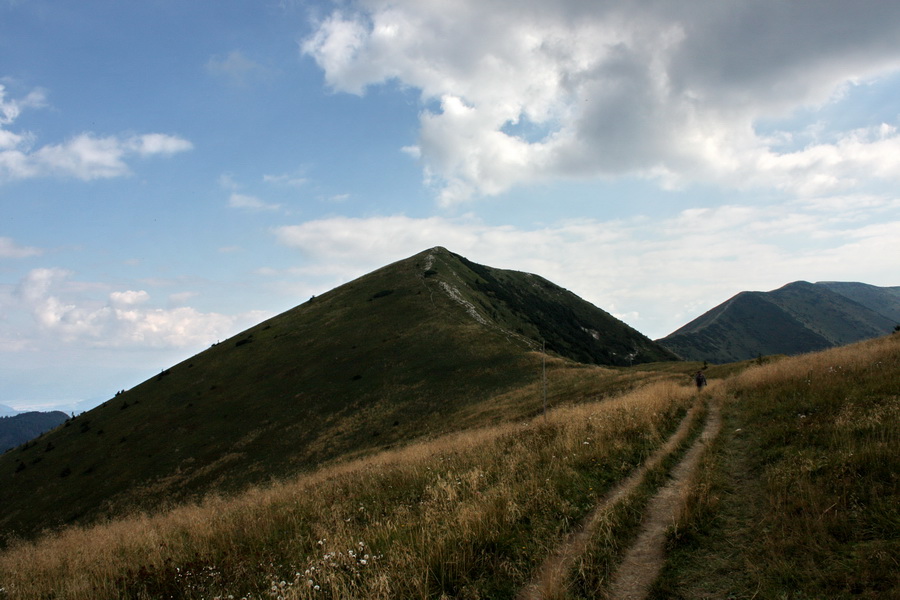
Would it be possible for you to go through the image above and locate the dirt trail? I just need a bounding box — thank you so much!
[606,400,722,600]
[517,398,707,600]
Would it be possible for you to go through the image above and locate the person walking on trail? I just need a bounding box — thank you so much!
[694,370,707,390]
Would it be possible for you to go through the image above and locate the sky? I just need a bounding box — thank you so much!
[2,0,899,413]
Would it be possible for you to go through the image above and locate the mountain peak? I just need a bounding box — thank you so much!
[0,248,674,538]
[659,281,899,362]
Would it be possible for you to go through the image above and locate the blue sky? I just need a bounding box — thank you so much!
[2,0,900,413]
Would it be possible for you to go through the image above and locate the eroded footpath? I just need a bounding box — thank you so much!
[518,392,719,600]
[606,400,722,600]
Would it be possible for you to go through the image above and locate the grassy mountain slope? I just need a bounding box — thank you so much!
[819,281,900,322]
[0,247,674,540]
[2,335,896,599]
[449,251,677,366]
[653,334,900,599]
[659,281,897,362]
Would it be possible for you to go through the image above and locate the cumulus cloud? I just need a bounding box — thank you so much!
[0,83,46,126]
[0,84,192,182]
[109,290,150,306]
[274,201,900,337]
[12,269,263,349]
[303,0,900,203]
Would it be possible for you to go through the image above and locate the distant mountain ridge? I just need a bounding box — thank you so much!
[0,247,676,539]
[818,281,900,322]
[658,281,900,362]
[0,411,69,453]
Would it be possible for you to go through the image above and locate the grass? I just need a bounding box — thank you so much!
[652,334,900,599]
[0,375,695,599]
[565,392,712,599]
[3,335,896,599]
[0,247,679,541]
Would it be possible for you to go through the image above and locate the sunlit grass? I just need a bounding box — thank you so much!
[0,374,695,600]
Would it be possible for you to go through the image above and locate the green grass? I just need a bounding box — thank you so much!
[651,335,900,599]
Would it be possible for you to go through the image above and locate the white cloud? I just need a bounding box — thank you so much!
[303,1,900,203]
[0,83,46,125]
[109,290,150,306]
[0,84,192,182]
[28,134,135,180]
[15,132,193,181]
[228,192,281,211]
[222,173,283,211]
[274,203,900,338]
[274,214,484,267]
[0,237,42,259]
[10,269,264,349]
[126,133,194,157]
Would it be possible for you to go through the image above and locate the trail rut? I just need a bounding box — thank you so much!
[606,400,721,600]
[517,397,708,600]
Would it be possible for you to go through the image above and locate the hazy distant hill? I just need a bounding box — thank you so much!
[0,411,68,453]
[0,247,676,539]
[658,281,899,362]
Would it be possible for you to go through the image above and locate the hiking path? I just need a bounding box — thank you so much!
[517,393,722,600]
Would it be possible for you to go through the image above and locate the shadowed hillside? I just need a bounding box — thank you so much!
[658,281,898,362]
[0,247,675,540]
[819,281,900,322]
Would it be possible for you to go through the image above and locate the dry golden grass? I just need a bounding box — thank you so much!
[0,373,695,600]
[10,335,894,600]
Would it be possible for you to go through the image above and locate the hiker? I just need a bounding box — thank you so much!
[694,370,707,390]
